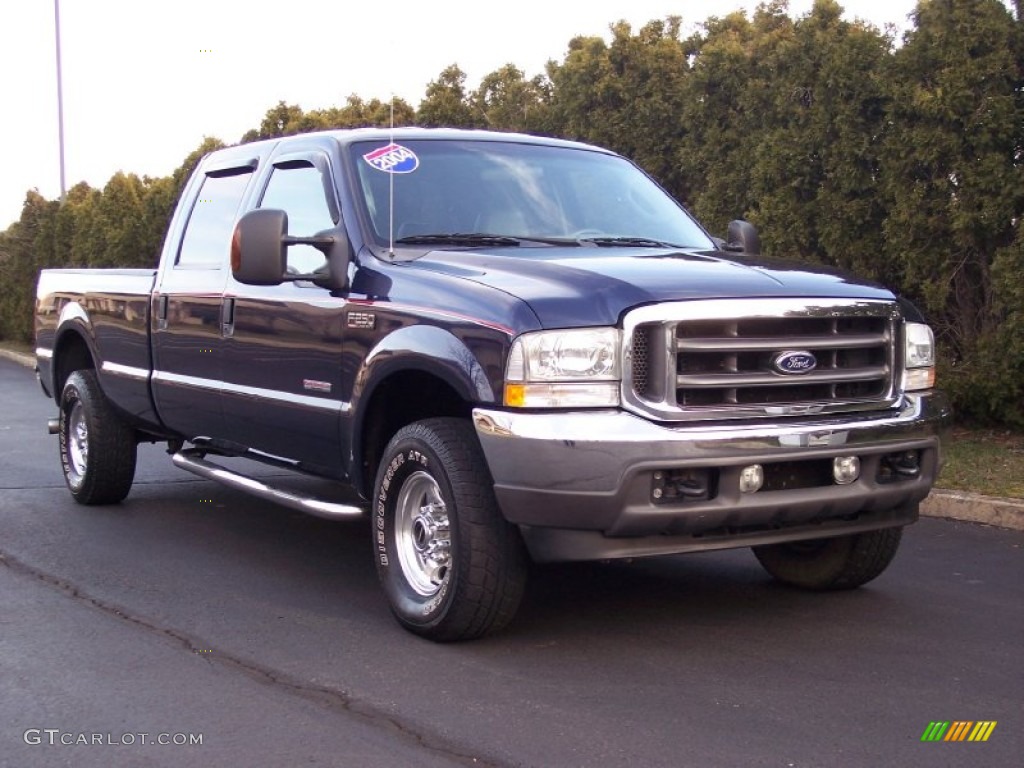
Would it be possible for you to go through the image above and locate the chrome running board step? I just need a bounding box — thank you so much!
[171,448,366,520]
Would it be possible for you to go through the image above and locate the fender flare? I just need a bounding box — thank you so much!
[49,302,100,399]
[356,324,497,404]
[346,324,501,491]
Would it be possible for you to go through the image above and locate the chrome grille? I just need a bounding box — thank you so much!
[624,299,900,422]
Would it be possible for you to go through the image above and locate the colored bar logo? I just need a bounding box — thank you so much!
[921,721,997,742]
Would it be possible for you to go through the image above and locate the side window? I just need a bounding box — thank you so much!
[259,164,335,274]
[177,171,252,267]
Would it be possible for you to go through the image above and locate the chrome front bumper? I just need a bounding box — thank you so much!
[473,391,951,562]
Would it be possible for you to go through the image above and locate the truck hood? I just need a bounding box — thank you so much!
[405,246,895,327]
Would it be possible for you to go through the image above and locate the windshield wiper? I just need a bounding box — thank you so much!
[394,232,582,248]
[394,233,523,247]
[581,236,682,248]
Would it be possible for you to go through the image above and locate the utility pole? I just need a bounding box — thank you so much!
[54,0,67,204]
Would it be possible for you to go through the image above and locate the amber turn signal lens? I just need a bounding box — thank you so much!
[504,384,526,407]
[230,227,242,273]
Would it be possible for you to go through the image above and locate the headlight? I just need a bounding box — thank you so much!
[505,328,621,407]
[903,322,936,391]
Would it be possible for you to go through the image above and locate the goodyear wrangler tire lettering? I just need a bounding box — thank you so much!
[372,417,527,641]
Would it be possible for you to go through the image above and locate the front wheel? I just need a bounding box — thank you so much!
[373,418,527,641]
[753,527,903,590]
[59,370,137,504]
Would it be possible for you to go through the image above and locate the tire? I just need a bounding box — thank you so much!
[752,527,903,590]
[59,369,137,504]
[373,418,527,641]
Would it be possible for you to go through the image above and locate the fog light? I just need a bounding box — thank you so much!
[739,464,764,494]
[832,456,861,485]
[892,450,920,477]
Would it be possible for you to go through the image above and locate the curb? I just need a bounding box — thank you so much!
[0,347,34,368]
[921,490,1024,531]
[2,346,1021,531]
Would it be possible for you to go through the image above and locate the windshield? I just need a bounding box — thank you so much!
[349,139,714,251]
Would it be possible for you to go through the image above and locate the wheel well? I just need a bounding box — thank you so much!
[53,332,95,398]
[359,370,471,496]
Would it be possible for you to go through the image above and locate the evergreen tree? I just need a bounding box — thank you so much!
[417,65,479,127]
[881,0,1023,422]
[471,64,549,133]
[545,19,694,200]
[677,8,768,235]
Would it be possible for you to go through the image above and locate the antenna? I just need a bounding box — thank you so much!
[388,95,395,256]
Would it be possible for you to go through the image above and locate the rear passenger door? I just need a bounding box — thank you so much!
[152,163,255,442]
[220,153,348,475]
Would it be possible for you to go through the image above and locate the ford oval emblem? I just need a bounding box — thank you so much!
[773,351,817,375]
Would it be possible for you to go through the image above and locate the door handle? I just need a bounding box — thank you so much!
[221,297,236,338]
[156,295,169,331]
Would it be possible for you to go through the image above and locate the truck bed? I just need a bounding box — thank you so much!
[36,268,159,428]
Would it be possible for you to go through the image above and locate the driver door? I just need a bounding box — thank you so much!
[220,153,348,475]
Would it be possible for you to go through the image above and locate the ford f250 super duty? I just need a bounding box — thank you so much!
[35,128,950,640]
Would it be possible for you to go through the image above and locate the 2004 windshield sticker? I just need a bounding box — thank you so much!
[363,143,419,174]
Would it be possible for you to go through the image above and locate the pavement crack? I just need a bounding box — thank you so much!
[0,549,515,768]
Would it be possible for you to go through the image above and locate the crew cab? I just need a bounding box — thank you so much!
[35,129,950,640]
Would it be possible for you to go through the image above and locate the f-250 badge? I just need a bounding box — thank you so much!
[347,311,376,330]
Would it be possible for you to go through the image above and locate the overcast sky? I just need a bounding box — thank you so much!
[0,0,931,230]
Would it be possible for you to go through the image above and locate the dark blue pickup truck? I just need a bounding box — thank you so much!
[35,129,950,640]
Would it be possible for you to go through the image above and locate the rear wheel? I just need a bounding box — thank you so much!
[753,527,903,590]
[373,418,527,641]
[59,370,137,504]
